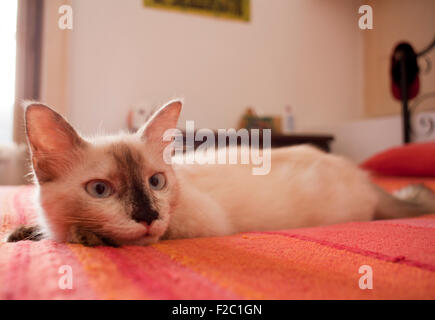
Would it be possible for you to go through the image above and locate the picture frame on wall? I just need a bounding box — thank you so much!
[143,0,250,22]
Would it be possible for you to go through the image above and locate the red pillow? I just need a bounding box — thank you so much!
[361,142,435,177]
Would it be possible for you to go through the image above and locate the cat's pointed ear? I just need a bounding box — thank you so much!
[25,103,85,154]
[137,100,182,146]
[25,103,86,183]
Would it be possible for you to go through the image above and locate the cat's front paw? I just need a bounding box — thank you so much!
[69,227,104,246]
[6,225,44,242]
[69,227,117,247]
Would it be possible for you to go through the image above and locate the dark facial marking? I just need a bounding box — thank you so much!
[111,144,159,225]
[7,225,44,242]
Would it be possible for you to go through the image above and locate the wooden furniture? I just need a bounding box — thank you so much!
[182,132,334,153]
[267,134,334,152]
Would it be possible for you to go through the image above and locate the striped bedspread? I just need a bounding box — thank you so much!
[0,176,434,299]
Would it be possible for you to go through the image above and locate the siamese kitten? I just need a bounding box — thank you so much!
[7,100,435,246]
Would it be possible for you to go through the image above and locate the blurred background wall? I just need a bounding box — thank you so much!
[332,0,435,161]
[34,0,435,162]
[65,0,364,134]
[364,0,435,118]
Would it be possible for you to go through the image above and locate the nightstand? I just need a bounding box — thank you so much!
[182,131,334,153]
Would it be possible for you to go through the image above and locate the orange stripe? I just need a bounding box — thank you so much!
[155,233,435,299]
[271,220,435,271]
[155,238,266,299]
[115,246,241,299]
[68,244,147,299]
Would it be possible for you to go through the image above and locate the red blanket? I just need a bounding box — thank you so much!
[0,176,434,299]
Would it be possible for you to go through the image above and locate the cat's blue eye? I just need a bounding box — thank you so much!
[85,180,113,198]
[149,173,166,190]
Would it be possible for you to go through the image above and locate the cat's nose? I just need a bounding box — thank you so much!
[132,208,159,225]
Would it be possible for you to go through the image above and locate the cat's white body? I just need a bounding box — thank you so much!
[10,100,435,246]
[166,145,378,239]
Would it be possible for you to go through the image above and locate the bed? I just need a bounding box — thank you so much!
[0,173,434,300]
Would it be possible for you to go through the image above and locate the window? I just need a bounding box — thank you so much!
[0,1,18,143]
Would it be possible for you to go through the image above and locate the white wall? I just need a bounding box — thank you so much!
[67,0,364,136]
[328,116,402,163]
[328,111,435,163]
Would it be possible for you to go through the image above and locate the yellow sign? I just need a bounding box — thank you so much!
[144,0,250,22]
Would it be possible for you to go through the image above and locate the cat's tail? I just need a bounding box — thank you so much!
[374,184,435,220]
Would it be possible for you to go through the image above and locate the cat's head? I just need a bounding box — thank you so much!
[25,100,182,246]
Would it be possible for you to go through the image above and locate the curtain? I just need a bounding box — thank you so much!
[13,0,44,144]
